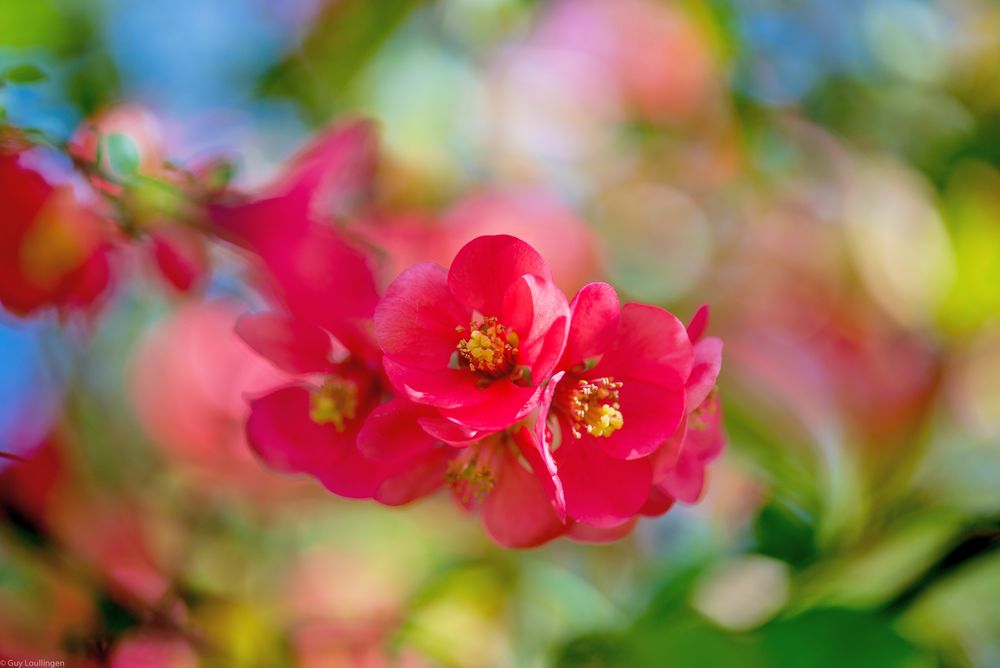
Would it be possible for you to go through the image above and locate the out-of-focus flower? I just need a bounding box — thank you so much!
[535,0,718,122]
[0,151,113,317]
[210,120,381,360]
[241,339,450,504]
[727,297,938,457]
[534,282,693,527]
[214,120,451,505]
[356,189,601,295]
[147,224,211,293]
[109,631,198,668]
[375,234,570,431]
[656,306,726,505]
[69,105,213,294]
[129,300,288,487]
[0,435,181,639]
[69,104,167,196]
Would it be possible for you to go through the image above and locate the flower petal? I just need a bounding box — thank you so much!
[596,303,693,389]
[501,273,570,379]
[684,391,725,462]
[382,357,483,409]
[659,449,705,504]
[687,337,722,411]
[585,378,686,460]
[534,371,566,450]
[640,485,676,517]
[651,417,687,483]
[270,223,380,327]
[568,518,639,543]
[448,235,552,314]
[440,381,541,431]
[555,438,652,527]
[562,282,621,368]
[375,262,468,369]
[210,187,311,257]
[245,385,381,498]
[481,445,567,548]
[356,399,439,463]
[512,425,566,521]
[417,415,486,446]
[213,195,380,332]
[265,119,376,218]
[235,313,338,375]
[375,449,451,506]
[687,304,710,343]
[150,226,209,293]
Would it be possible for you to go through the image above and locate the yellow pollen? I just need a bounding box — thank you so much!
[445,447,497,504]
[565,377,625,439]
[689,386,719,430]
[456,317,518,378]
[309,377,358,431]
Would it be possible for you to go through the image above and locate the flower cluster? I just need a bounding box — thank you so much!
[2,111,723,548]
[238,215,724,547]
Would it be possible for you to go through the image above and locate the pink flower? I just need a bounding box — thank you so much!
[209,119,376,256]
[209,121,381,362]
[374,235,571,431]
[128,300,289,489]
[534,282,693,527]
[0,151,113,317]
[647,305,725,507]
[231,210,451,505]
[238,310,452,506]
[356,400,568,547]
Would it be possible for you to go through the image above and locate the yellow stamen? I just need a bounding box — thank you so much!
[309,377,358,431]
[445,443,499,504]
[563,377,625,439]
[689,386,719,430]
[456,317,518,378]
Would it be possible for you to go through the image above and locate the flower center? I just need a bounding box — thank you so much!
[456,317,519,378]
[689,387,719,430]
[560,376,624,439]
[445,442,500,505]
[309,377,358,431]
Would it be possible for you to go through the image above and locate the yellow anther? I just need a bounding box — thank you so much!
[309,377,358,431]
[588,404,624,437]
[563,377,625,439]
[446,444,498,504]
[456,317,518,378]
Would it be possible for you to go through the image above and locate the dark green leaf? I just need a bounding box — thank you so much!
[760,608,931,668]
[755,500,818,568]
[3,63,47,83]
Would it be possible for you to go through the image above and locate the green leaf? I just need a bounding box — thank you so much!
[3,63,47,83]
[760,608,932,668]
[755,500,818,568]
[104,133,140,177]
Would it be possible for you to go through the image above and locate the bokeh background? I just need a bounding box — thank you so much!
[2,0,1000,666]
